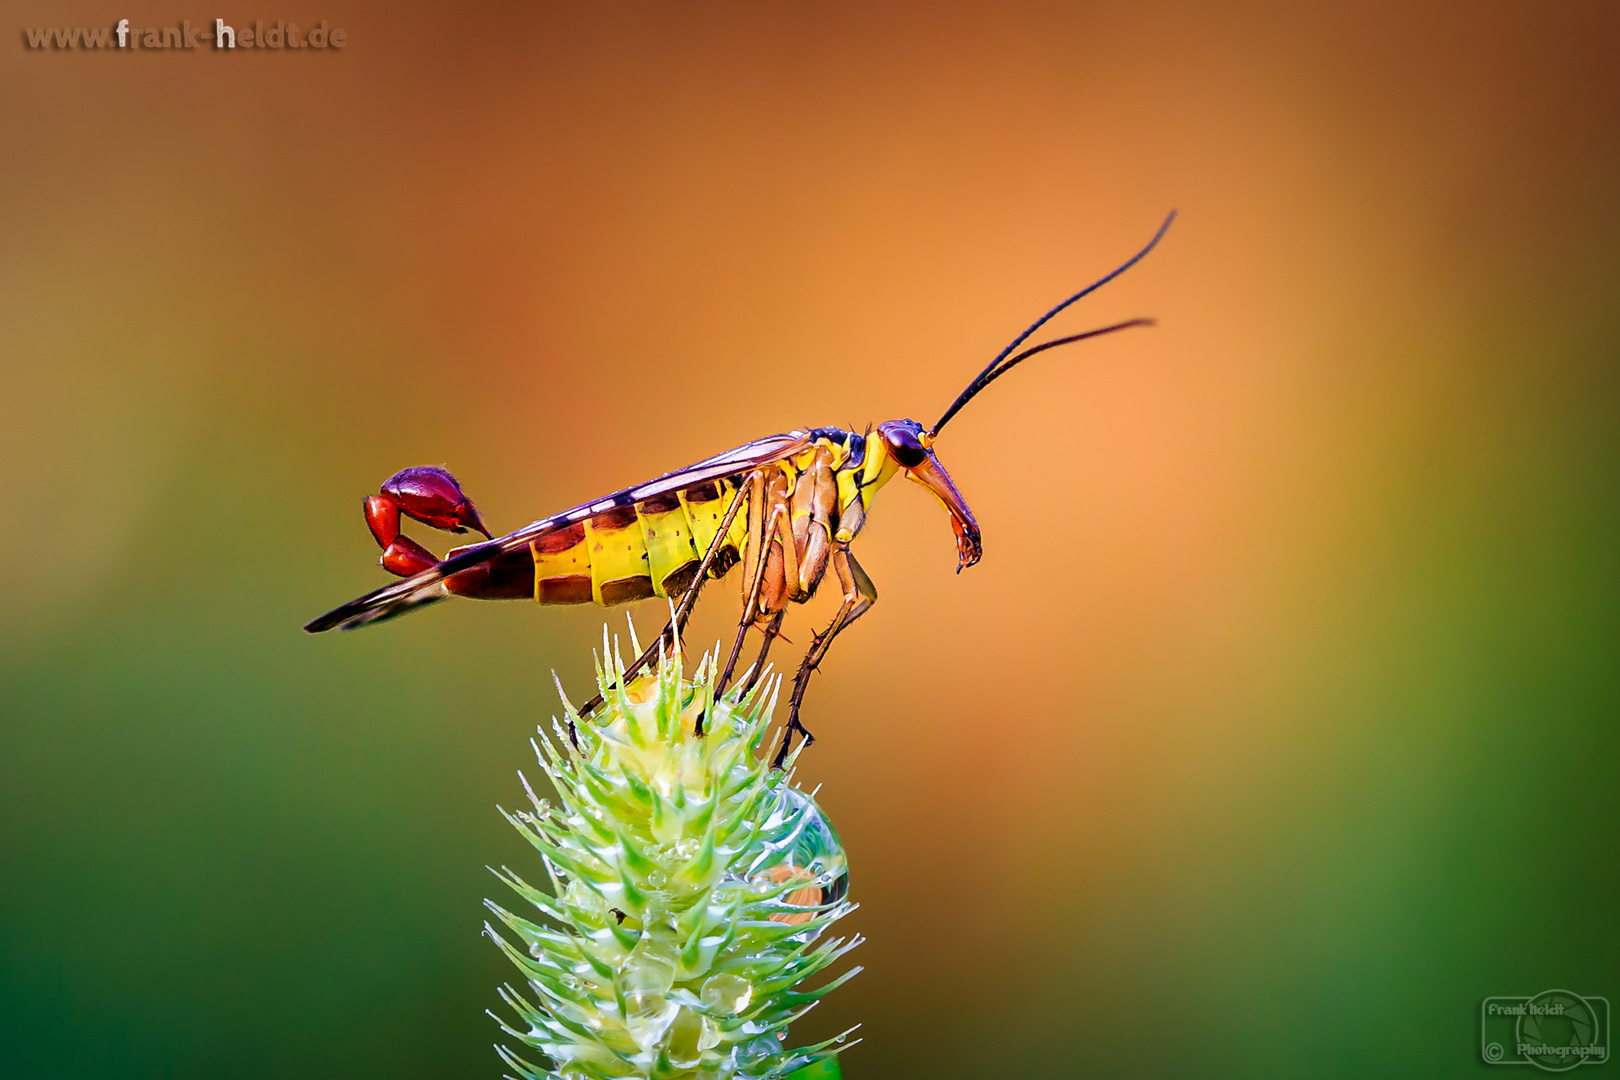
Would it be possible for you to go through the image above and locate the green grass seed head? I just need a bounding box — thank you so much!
[486,627,860,1080]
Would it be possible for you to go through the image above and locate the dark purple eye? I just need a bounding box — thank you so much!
[884,425,928,468]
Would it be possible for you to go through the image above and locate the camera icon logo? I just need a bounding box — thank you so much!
[1483,990,1609,1072]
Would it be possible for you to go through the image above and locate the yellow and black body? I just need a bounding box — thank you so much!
[514,425,926,614]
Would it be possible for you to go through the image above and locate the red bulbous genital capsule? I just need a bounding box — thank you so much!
[380,466,491,537]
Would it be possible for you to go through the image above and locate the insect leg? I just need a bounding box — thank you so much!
[720,475,786,690]
[719,506,779,690]
[738,609,786,695]
[739,467,826,693]
[576,479,752,724]
[773,544,878,768]
[770,492,800,606]
[671,478,751,625]
[792,450,839,599]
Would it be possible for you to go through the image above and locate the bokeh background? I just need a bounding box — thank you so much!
[4,2,1619,1076]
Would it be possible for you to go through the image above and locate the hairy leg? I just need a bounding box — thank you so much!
[774,545,877,767]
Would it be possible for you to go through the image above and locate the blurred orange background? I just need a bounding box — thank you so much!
[3,3,1619,1077]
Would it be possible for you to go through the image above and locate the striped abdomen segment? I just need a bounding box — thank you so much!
[529,478,748,607]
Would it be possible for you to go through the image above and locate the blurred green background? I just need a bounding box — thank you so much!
[3,2,1619,1077]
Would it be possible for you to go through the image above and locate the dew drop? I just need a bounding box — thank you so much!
[699,973,752,1016]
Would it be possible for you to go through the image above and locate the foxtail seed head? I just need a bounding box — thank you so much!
[485,624,860,1080]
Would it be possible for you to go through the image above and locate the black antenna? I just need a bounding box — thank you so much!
[931,210,1175,436]
[937,317,1158,427]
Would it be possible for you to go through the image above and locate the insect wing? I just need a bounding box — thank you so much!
[303,431,810,633]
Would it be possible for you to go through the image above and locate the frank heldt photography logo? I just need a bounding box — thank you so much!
[1483,991,1610,1071]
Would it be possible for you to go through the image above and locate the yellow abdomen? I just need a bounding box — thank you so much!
[529,479,749,607]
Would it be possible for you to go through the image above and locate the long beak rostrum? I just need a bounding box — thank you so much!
[905,453,982,571]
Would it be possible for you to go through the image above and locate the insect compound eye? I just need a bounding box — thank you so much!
[884,426,928,468]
